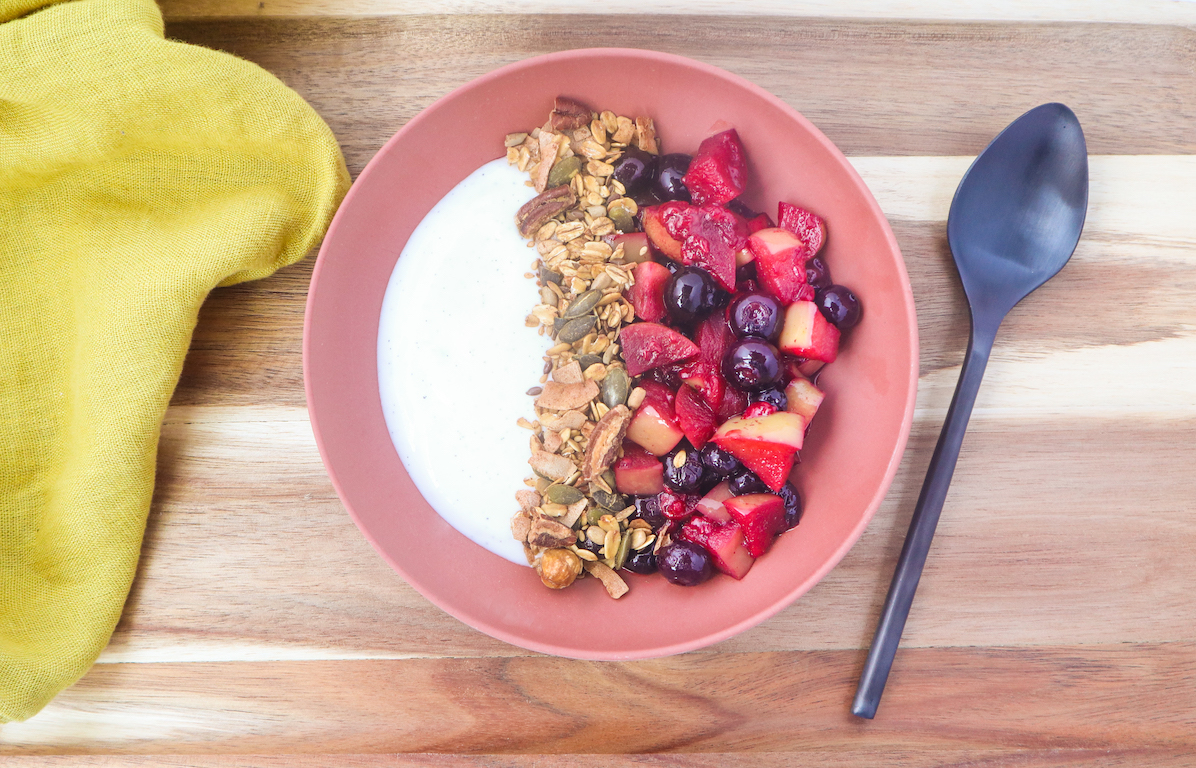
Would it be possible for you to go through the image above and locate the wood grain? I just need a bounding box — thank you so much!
[4,645,1195,754]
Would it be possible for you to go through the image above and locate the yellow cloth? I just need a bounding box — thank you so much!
[0,0,349,721]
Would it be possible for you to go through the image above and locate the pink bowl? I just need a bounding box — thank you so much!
[304,49,918,659]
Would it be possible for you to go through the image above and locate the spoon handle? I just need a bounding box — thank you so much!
[851,318,999,719]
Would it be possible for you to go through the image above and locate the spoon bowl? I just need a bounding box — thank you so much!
[852,103,1088,719]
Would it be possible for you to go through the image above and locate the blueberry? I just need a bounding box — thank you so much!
[806,255,832,290]
[658,540,715,586]
[722,337,782,392]
[750,387,788,410]
[664,266,726,325]
[632,494,667,530]
[663,446,706,494]
[726,197,760,220]
[728,292,782,340]
[622,548,658,575]
[816,284,862,330]
[653,153,692,202]
[778,482,803,530]
[611,146,658,197]
[700,443,744,478]
[729,470,770,495]
[660,257,681,275]
[639,364,683,390]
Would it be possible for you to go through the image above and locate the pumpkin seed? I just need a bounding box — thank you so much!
[557,315,595,343]
[608,207,634,233]
[601,367,630,408]
[540,264,563,284]
[562,290,602,319]
[585,505,605,525]
[545,483,584,505]
[591,488,626,511]
[547,155,582,188]
[575,353,603,372]
[613,526,632,570]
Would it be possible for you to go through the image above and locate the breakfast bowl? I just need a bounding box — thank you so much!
[304,48,918,659]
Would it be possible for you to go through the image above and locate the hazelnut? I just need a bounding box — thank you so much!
[538,548,582,589]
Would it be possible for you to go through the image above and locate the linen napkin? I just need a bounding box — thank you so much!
[0,0,349,721]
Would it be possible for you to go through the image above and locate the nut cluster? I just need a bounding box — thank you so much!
[507,97,662,599]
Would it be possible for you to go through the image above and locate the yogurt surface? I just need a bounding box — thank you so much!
[378,159,540,566]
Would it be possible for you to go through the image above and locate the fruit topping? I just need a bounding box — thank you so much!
[656,488,691,521]
[743,401,779,419]
[664,266,727,325]
[728,470,771,496]
[653,153,692,202]
[721,337,782,392]
[642,201,688,261]
[614,441,666,496]
[816,284,863,330]
[728,291,783,341]
[633,494,668,529]
[746,213,774,233]
[629,261,671,322]
[777,482,803,531]
[695,480,734,522]
[778,301,841,363]
[723,493,786,557]
[620,321,700,377]
[675,382,718,449]
[783,377,824,430]
[749,386,787,412]
[678,205,748,292]
[678,359,725,413]
[657,540,715,586]
[777,201,826,257]
[611,232,653,263]
[805,254,832,290]
[700,443,744,479]
[712,410,805,491]
[612,145,659,197]
[748,227,813,305]
[622,548,658,575]
[663,445,707,493]
[678,517,754,580]
[716,383,749,420]
[625,381,684,456]
[682,129,748,206]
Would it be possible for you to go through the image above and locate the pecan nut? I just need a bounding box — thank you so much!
[551,96,593,131]
[581,404,631,482]
[516,185,577,237]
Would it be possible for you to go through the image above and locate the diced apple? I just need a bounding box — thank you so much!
[675,383,717,448]
[712,411,804,490]
[629,261,671,322]
[724,493,786,557]
[695,481,734,522]
[746,213,774,233]
[778,301,840,363]
[717,384,749,420]
[749,227,810,305]
[614,441,665,496]
[680,517,754,579]
[626,386,685,456]
[642,202,688,261]
[620,322,700,377]
[678,360,725,413]
[784,377,824,430]
[797,358,825,378]
[778,201,826,257]
[681,129,748,207]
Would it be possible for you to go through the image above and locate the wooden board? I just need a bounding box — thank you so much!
[4,8,1196,766]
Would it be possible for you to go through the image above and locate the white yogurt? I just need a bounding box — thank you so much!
[378,159,542,565]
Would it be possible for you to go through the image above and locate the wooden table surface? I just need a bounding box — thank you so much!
[5,2,1196,765]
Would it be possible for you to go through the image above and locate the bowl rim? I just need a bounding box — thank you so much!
[303,47,919,659]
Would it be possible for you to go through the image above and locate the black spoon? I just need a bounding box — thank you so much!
[851,103,1089,719]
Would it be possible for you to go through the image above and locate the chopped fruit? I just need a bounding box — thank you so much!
[626,381,684,456]
[642,203,687,261]
[620,322,700,377]
[746,213,774,233]
[614,441,665,496]
[695,480,734,522]
[677,205,749,291]
[816,284,862,330]
[657,540,715,586]
[778,202,826,257]
[721,337,782,392]
[679,360,725,412]
[797,358,826,378]
[784,377,825,430]
[743,401,779,419]
[657,489,691,521]
[728,291,782,341]
[663,445,708,492]
[610,232,653,263]
[717,384,749,420]
[679,517,754,579]
[697,314,736,367]
[654,153,693,202]
[664,265,725,324]
[682,129,748,206]
[778,301,840,363]
[638,379,677,409]
[675,384,717,448]
[724,493,786,557]
[749,227,810,305]
[712,411,805,491]
[629,261,671,322]
[735,247,755,267]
